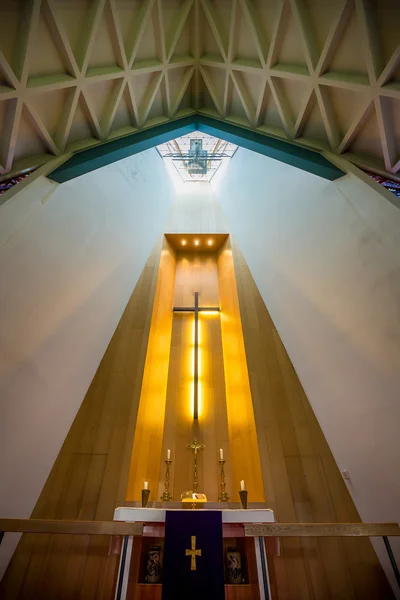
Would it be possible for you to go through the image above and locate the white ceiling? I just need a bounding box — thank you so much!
[0,0,399,181]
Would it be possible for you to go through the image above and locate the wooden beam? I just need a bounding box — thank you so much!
[244,522,400,538]
[0,519,144,536]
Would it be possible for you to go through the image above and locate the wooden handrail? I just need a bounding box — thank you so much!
[244,523,400,537]
[0,519,399,538]
[0,519,143,536]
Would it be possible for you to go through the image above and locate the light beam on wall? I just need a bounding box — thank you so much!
[173,292,220,420]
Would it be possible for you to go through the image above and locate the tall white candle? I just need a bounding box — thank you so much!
[219,448,224,460]
[144,481,148,490]
[240,480,245,491]
[167,449,171,460]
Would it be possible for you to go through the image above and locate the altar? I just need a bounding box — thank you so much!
[114,505,276,600]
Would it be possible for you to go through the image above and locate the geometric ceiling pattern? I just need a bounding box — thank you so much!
[0,0,399,181]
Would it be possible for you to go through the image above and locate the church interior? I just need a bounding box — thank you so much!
[0,1,400,599]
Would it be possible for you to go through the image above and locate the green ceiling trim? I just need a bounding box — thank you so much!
[196,116,344,181]
[49,115,344,183]
[49,117,198,183]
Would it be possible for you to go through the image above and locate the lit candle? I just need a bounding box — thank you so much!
[219,448,224,460]
[167,449,171,460]
[144,481,148,490]
[240,480,245,491]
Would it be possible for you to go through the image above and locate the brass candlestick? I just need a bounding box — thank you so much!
[160,458,172,501]
[142,488,150,507]
[218,460,230,502]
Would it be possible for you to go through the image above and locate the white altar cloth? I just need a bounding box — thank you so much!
[114,506,275,523]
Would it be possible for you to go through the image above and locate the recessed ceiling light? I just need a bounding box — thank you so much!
[194,239,200,246]
[181,240,187,246]
[207,239,213,246]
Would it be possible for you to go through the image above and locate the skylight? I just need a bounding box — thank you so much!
[157,131,237,183]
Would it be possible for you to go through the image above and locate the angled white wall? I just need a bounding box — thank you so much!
[211,148,400,594]
[0,149,176,577]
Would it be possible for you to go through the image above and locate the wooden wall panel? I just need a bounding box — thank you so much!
[217,242,265,502]
[230,239,394,600]
[126,239,176,502]
[0,239,164,600]
[160,253,232,500]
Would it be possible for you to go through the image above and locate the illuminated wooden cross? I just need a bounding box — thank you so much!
[173,291,219,419]
[185,535,202,571]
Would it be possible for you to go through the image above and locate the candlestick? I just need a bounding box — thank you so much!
[239,489,248,509]
[219,448,223,460]
[240,479,245,491]
[144,481,148,490]
[142,488,150,507]
[218,459,230,502]
[160,458,172,501]
[167,448,171,460]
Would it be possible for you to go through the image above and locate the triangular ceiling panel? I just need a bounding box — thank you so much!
[85,79,121,125]
[26,89,69,139]
[375,1,400,68]
[349,105,385,161]
[275,78,313,126]
[251,0,280,53]
[198,76,220,117]
[233,4,263,68]
[199,66,224,115]
[27,5,71,81]
[0,1,26,79]
[234,71,264,120]
[387,59,400,87]
[52,0,92,68]
[273,2,309,72]
[259,81,285,134]
[132,4,162,66]
[114,0,148,61]
[303,0,344,58]
[327,6,369,82]
[168,66,195,115]
[110,83,134,133]
[131,72,157,116]
[66,93,96,148]
[85,4,121,73]
[325,86,371,140]
[201,0,230,58]
[227,81,249,127]
[145,84,166,125]
[174,82,195,116]
[0,99,14,167]
[13,105,48,163]
[0,63,14,91]
[299,91,330,150]
[385,98,400,167]
[200,2,225,62]
[161,0,194,61]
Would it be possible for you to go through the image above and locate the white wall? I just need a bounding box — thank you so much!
[164,181,227,233]
[0,149,176,578]
[211,148,400,594]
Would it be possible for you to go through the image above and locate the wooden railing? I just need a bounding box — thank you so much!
[244,522,400,537]
[0,518,143,537]
[0,518,398,538]
[1,519,399,590]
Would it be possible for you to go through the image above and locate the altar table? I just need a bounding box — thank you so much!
[114,507,276,600]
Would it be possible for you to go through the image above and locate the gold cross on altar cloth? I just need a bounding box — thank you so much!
[185,536,202,570]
